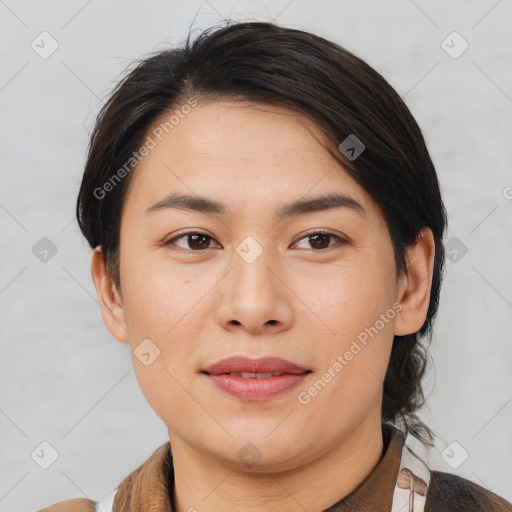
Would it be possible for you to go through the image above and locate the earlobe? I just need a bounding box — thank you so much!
[394,228,436,336]
[90,246,130,344]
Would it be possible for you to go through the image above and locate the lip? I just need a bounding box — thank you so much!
[201,356,311,401]
[203,356,309,375]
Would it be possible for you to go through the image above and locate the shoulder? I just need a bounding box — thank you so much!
[36,497,97,512]
[36,489,117,512]
[426,470,512,511]
[35,441,169,512]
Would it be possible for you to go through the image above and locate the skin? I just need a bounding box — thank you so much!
[91,100,435,512]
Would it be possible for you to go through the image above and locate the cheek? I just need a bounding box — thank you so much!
[119,256,199,383]
[120,248,200,336]
[123,270,202,422]
[317,262,397,340]
[306,257,397,393]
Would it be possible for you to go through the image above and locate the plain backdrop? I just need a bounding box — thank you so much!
[1,1,511,510]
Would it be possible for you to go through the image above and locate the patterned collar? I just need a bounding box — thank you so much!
[322,424,430,511]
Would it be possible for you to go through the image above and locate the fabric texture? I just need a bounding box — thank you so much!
[426,471,512,511]
[36,424,512,512]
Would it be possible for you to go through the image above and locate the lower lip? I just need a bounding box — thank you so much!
[205,373,310,401]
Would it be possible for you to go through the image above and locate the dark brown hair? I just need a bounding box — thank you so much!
[77,21,447,442]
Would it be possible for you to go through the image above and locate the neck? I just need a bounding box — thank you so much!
[169,417,384,512]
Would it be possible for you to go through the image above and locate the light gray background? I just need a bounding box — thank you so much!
[1,1,511,510]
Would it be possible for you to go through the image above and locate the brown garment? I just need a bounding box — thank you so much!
[37,425,512,511]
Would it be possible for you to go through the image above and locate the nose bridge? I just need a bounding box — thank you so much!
[231,235,278,297]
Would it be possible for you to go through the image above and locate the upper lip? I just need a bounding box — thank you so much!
[202,356,310,375]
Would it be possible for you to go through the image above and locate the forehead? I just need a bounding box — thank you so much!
[124,100,377,218]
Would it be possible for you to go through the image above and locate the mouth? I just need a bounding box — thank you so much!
[201,356,312,401]
[202,356,310,375]
[215,372,291,378]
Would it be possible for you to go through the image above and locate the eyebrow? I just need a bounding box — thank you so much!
[145,192,366,219]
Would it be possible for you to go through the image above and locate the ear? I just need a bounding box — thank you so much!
[90,246,130,344]
[394,227,436,336]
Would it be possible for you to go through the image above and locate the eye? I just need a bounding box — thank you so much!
[164,231,221,251]
[292,231,345,251]
[163,230,346,252]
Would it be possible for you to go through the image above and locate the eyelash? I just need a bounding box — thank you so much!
[163,230,346,252]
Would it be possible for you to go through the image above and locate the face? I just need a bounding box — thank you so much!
[95,100,427,472]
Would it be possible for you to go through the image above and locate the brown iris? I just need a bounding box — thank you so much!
[307,233,332,250]
[186,234,211,250]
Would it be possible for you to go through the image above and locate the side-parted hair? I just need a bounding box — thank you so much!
[77,21,447,442]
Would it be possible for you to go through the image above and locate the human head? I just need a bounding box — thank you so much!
[77,21,446,446]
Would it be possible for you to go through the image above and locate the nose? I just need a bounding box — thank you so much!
[215,244,294,335]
